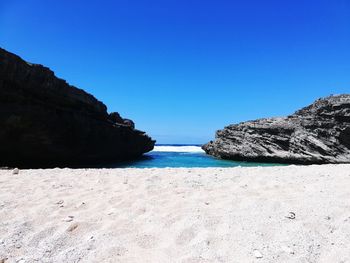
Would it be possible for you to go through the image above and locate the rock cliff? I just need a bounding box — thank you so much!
[203,95,350,164]
[0,48,155,168]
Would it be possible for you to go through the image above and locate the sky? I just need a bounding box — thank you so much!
[1,0,349,144]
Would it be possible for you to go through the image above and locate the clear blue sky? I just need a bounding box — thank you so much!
[1,0,349,144]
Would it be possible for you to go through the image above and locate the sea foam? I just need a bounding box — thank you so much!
[152,145,205,153]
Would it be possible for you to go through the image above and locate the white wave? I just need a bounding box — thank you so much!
[152,145,205,153]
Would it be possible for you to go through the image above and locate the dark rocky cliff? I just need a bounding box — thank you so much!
[203,95,350,164]
[0,48,155,168]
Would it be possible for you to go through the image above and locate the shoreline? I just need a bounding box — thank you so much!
[1,164,350,262]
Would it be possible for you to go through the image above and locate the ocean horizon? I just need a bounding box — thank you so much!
[111,144,284,168]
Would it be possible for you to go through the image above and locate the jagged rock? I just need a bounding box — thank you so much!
[203,95,350,164]
[108,112,125,124]
[123,119,135,129]
[0,48,155,168]
[108,112,135,128]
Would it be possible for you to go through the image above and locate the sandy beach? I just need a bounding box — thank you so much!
[1,164,350,262]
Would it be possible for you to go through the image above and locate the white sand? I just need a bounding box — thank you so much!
[1,164,350,263]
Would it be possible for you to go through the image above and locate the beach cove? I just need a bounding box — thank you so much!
[1,1,350,262]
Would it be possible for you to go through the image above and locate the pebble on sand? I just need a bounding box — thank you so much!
[286,212,296,219]
[63,217,74,222]
[12,168,19,175]
[67,222,79,232]
[253,250,263,258]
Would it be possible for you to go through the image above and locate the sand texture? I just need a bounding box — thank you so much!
[1,164,350,262]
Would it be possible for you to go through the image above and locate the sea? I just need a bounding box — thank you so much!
[114,144,283,168]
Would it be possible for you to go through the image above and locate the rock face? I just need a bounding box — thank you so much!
[203,95,350,164]
[0,48,155,168]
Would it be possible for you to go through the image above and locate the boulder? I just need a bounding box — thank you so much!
[202,95,350,164]
[0,48,155,168]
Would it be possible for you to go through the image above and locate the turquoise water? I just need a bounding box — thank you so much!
[111,145,284,168]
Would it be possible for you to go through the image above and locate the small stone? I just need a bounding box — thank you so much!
[253,249,263,258]
[56,200,64,205]
[67,222,79,232]
[205,202,210,205]
[63,217,73,222]
[15,244,21,249]
[0,258,7,263]
[325,216,331,220]
[13,168,19,175]
[68,215,74,218]
[286,212,296,219]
